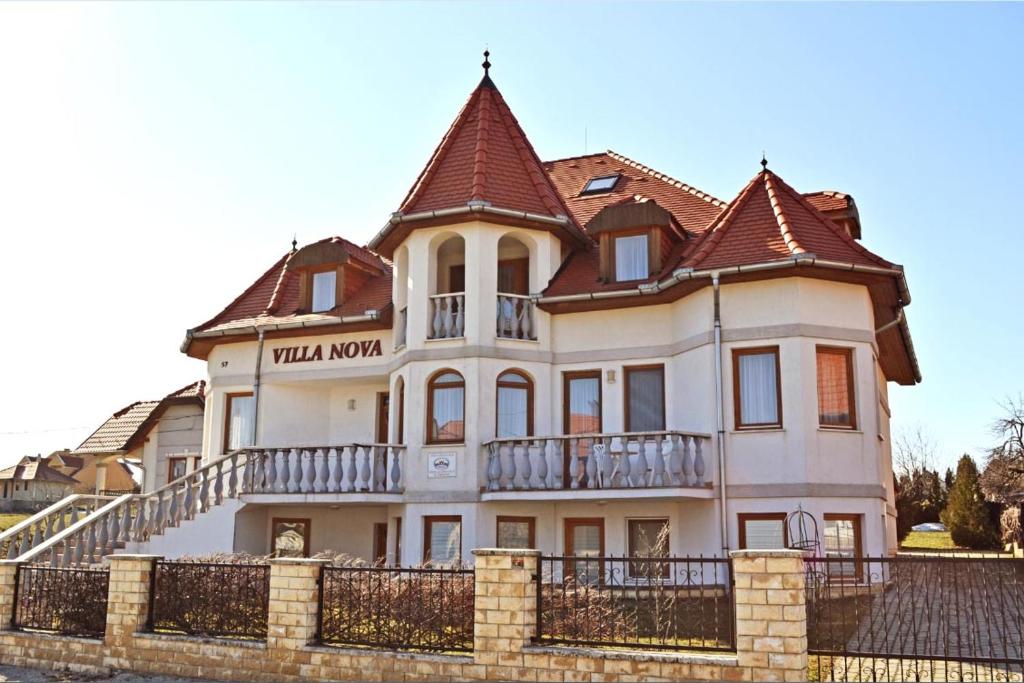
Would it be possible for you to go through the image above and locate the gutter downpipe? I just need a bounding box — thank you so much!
[712,273,729,554]
[251,327,266,447]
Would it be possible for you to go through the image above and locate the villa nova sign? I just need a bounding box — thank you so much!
[271,339,383,365]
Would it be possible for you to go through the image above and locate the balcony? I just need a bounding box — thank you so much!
[481,431,714,501]
[238,444,405,503]
[428,293,465,339]
[496,294,536,341]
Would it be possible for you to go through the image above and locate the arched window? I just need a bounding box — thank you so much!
[496,370,534,438]
[427,370,465,444]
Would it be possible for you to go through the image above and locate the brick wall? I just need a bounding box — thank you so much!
[0,550,810,683]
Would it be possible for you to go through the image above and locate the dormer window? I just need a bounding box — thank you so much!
[311,270,337,312]
[614,233,649,282]
[580,174,620,195]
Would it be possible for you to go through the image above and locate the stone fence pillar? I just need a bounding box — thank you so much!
[104,554,159,669]
[472,548,539,672]
[267,558,330,654]
[731,549,809,683]
[0,560,20,629]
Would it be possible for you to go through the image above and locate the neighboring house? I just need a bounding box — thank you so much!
[0,456,78,512]
[169,60,918,564]
[72,381,206,494]
[44,448,136,495]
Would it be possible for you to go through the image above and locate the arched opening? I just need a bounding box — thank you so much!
[429,235,466,339]
[426,369,465,444]
[496,234,536,340]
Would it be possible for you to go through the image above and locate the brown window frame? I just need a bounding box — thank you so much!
[732,346,783,430]
[816,346,857,430]
[425,369,465,445]
[562,370,603,435]
[223,391,255,453]
[375,392,390,444]
[623,364,666,432]
[627,517,670,579]
[496,516,536,549]
[304,263,344,313]
[270,517,311,558]
[373,522,388,566]
[423,515,462,565]
[610,228,653,283]
[564,518,606,584]
[496,369,535,438]
[737,512,789,550]
[167,455,201,484]
[823,513,864,581]
[496,257,530,295]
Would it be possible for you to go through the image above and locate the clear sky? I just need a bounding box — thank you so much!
[1,2,1021,472]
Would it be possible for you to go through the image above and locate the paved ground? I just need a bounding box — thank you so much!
[0,666,208,683]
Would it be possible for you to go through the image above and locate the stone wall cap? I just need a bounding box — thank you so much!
[729,549,809,559]
[305,644,473,663]
[104,554,162,561]
[524,644,738,666]
[472,548,542,557]
[134,631,268,649]
[269,557,332,565]
[0,560,24,566]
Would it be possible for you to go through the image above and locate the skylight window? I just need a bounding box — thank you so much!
[580,174,620,195]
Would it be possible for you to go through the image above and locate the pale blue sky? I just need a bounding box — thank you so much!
[1,2,1021,471]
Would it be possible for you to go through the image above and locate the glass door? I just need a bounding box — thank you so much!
[562,371,602,488]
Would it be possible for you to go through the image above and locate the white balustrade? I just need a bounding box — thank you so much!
[483,432,710,492]
[428,292,465,339]
[241,445,405,495]
[496,293,536,340]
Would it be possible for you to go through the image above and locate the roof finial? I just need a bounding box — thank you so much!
[291,234,297,252]
[482,49,491,75]
[760,151,768,171]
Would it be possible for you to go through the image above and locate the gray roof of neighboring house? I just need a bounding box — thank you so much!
[0,457,78,484]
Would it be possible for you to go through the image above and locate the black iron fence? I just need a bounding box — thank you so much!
[318,565,475,653]
[806,555,1024,682]
[148,560,270,640]
[12,564,109,638]
[536,555,735,652]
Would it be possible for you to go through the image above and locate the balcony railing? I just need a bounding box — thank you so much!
[239,445,405,495]
[428,292,464,339]
[482,431,710,492]
[496,293,536,341]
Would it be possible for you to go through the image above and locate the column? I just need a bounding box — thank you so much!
[472,548,539,671]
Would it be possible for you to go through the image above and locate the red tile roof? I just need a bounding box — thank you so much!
[0,457,78,485]
[682,168,892,270]
[74,382,206,455]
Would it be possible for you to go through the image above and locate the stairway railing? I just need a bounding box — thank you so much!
[17,449,250,567]
[0,494,115,560]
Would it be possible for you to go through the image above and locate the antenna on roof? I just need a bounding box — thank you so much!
[291,234,298,252]
[760,151,768,171]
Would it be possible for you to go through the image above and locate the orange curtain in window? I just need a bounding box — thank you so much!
[817,350,852,427]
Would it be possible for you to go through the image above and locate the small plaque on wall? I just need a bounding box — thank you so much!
[427,453,456,478]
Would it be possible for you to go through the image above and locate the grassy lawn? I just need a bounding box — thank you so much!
[899,530,960,550]
[0,513,30,532]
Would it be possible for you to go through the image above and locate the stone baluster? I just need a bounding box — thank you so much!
[265,450,279,492]
[152,491,165,535]
[509,299,520,339]
[300,449,312,493]
[214,460,225,505]
[432,297,443,339]
[311,449,324,493]
[61,539,74,567]
[133,500,147,542]
[288,449,301,493]
[389,447,402,491]
[694,437,706,485]
[680,435,695,485]
[533,440,547,489]
[119,503,133,544]
[442,296,454,337]
[668,434,683,486]
[228,453,239,498]
[454,295,465,336]
[486,443,501,491]
[549,439,563,489]
[568,438,580,489]
[344,446,357,492]
[96,518,109,560]
[69,504,80,528]
[277,450,289,493]
[249,452,262,494]
[357,446,371,492]
[167,485,180,527]
[518,441,532,489]
[329,448,343,493]
[584,439,598,489]
[520,299,532,340]
[651,435,667,487]
[619,438,632,488]
[635,435,650,487]
[373,447,386,492]
[498,443,513,490]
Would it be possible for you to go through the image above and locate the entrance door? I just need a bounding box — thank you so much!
[376,393,390,444]
[562,371,602,488]
[565,518,604,584]
[373,522,388,565]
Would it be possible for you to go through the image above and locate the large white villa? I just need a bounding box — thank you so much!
[126,57,918,566]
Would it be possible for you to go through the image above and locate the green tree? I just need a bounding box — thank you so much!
[942,454,999,549]
[944,467,955,493]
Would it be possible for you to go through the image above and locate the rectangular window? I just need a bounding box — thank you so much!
[166,455,200,483]
[423,516,461,566]
[738,513,788,550]
[624,365,665,432]
[733,347,782,429]
[223,392,255,452]
[565,518,604,584]
[628,518,670,579]
[373,523,388,565]
[817,347,856,429]
[311,270,337,312]
[614,234,649,282]
[271,518,310,558]
[496,516,535,549]
[824,514,862,579]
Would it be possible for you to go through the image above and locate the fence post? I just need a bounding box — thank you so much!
[104,554,160,661]
[267,558,330,657]
[730,549,808,682]
[0,560,21,629]
[472,548,539,671]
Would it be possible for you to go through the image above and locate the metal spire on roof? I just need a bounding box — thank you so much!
[761,152,768,171]
[291,234,297,252]
[479,48,495,89]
